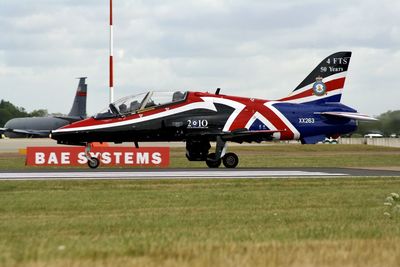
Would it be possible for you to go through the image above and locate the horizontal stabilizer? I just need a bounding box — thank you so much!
[317,112,377,121]
[54,116,84,123]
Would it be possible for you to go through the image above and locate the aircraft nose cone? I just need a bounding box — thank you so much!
[50,129,63,141]
[51,130,72,143]
[50,129,87,146]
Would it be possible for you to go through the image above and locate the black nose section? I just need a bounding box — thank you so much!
[51,131,86,146]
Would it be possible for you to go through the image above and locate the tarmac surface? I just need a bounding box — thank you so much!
[1,138,399,180]
[1,168,399,181]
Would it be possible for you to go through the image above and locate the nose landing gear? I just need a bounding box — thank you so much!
[88,157,100,169]
[84,143,100,169]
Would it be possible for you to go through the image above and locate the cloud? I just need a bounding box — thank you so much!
[0,0,399,116]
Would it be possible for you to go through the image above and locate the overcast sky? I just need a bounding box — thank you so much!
[1,0,399,116]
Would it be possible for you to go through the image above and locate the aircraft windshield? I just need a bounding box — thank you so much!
[94,91,187,119]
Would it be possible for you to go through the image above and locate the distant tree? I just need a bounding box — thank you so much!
[355,110,400,136]
[29,109,48,117]
[0,109,12,127]
[0,100,50,127]
[356,120,382,136]
[50,112,64,116]
[0,99,29,126]
[379,110,400,135]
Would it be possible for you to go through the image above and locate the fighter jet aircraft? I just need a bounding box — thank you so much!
[1,78,88,138]
[51,52,376,168]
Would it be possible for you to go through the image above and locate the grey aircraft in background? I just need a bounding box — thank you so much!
[0,78,88,138]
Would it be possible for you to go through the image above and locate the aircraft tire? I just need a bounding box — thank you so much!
[88,157,100,169]
[223,153,239,168]
[206,153,221,168]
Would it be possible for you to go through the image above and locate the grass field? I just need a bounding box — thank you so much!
[1,144,400,266]
[1,178,400,267]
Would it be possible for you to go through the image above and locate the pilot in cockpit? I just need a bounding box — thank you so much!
[172,91,184,102]
[119,103,127,114]
[129,101,140,112]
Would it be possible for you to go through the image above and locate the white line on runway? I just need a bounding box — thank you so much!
[0,170,347,180]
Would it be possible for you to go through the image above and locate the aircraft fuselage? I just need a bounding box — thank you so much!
[52,91,356,146]
[50,51,374,169]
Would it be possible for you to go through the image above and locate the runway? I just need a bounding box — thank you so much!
[1,168,400,181]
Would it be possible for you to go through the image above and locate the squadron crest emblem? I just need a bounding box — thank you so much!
[312,76,327,96]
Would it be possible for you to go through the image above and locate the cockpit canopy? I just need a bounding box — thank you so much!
[94,91,187,119]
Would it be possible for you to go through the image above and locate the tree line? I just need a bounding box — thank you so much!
[0,99,48,127]
[355,110,400,136]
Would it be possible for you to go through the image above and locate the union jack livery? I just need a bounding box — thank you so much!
[52,52,376,168]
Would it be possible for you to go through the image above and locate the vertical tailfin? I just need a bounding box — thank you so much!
[68,77,87,118]
[280,51,352,104]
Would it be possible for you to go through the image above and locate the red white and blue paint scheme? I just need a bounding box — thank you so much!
[51,52,376,168]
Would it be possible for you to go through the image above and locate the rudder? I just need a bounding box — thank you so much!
[280,51,352,104]
[68,77,87,118]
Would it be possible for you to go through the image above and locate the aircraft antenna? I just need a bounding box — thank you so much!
[109,0,114,103]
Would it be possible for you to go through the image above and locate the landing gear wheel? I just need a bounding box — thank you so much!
[223,153,239,168]
[206,153,221,168]
[88,157,100,169]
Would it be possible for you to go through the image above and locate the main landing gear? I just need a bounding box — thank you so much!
[205,153,221,168]
[84,143,100,169]
[187,138,239,168]
[206,152,239,168]
[222,153,239,168]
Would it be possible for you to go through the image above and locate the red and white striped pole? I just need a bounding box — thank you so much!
[109,0,114,103]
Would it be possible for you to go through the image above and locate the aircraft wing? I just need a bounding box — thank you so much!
[188,128,283,143]
[6,129,51,137]
[221,129,282,142]
[317,112,378,121]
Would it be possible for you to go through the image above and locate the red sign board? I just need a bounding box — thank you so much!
[26,147,170,167]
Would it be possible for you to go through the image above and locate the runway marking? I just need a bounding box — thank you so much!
[0,170,347,180]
